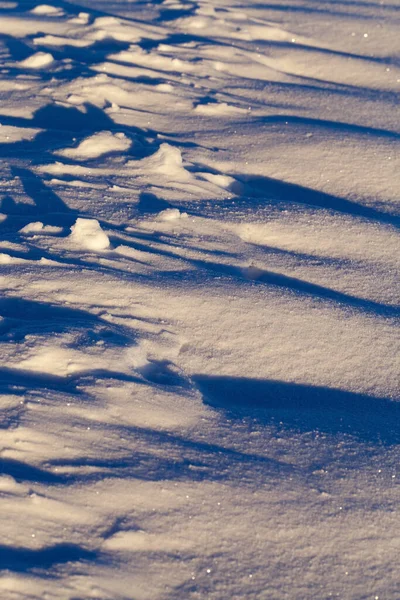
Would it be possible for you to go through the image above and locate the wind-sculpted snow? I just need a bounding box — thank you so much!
[0,0,399,598]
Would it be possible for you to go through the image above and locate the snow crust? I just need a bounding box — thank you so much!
[0,0,399,598]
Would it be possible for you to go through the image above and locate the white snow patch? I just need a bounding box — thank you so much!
[68,12,90,25]
[56,131,131,159]
[156,83,174,92]
[19,222,63,235]
[66,94,86,105]
[198,172,236,189]
[19,52,54,69]
[156,208,188,221]
[194,102,249,116]
[0,253,28,264]
[103,530,193,552]
[134,143,191,181]
[33,35,93,47]
[19,222,45,234]
[69,218,110,251]
[49,178,107,189]
[0,125,40,143]
[30,5,63,15]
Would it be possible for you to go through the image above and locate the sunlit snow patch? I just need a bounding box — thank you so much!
[194,102,248,116]
[150,144,186,176]
[197,172,236,189]
[56,131,131,160]
[129,143,192,182]
[0,125,40,143]
[19,221,63,235]
[69,218,110,251]
[33,34,93,48]
[30,4,64,16]
[156,208,188,221]
[19,52,54,69]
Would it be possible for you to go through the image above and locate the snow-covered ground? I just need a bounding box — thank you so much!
[0,0,399,598]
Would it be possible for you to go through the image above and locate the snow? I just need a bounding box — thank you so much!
[55,131,132,160]
[18,51,54,69]
[30,5,63,17]
[69,218,110,251]
[0,0,399,598]
[156,208,188,221]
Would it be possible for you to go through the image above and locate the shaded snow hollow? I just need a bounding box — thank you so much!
[0,0,399,599]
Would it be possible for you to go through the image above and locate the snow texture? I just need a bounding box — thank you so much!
[0,0,399,598]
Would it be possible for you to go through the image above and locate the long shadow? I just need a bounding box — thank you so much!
[156,256,398,319]
[229,174,400,229]
[246,2,398,19]
[251,40,393,67]
[0,167,77,234]
[241,76,399,103]
[49,422,291,484]
[0,103,156,161]
[2,33,188,89]
[239,266,399,318]
[157,4,198,22]
[5,195,384,322]
[137,191,173,215]
[34,37,131,67]
[254,114,400,139]
[13,166,74,219]
[194,375,400,445]
[262,0,400,11]
[47,451,288,483]
[0,34,32,61]
[0,102,159,165]
[0,296,133,346]
[241,240,357,269]
[0,367,81,396]
[84,224,398,320]
[0,366,144,391]
[0,457,68,484]
[0,543,97,572]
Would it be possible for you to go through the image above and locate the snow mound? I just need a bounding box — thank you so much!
[140,144,191,181]
[19,52,54,69]
[156,208,188,222]
[69,218,110,251]
[30,4,63,15]
[19,221,45,233]
[194,102,248,116]
[56,131,131,160]
[19,221,62,235]
[198,173,236,189]
[151,144,184,174]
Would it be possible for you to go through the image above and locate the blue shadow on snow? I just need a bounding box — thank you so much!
[0,543,97,572]
[194,375,400,446]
